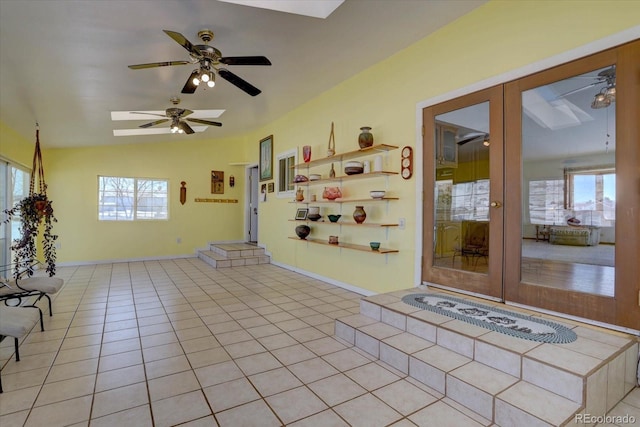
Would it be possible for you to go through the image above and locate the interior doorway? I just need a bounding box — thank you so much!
[246,165,259,243]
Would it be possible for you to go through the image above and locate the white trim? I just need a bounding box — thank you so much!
[414,26,640,312]
[275,148,297,199]
[270,259,375,297]
[56,253,197,267]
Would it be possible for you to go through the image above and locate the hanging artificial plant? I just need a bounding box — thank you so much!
[2,125,58,277]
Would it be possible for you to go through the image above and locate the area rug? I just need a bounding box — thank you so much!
[402,293,577,344]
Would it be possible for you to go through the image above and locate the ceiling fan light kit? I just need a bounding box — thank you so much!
[128,29,271,96]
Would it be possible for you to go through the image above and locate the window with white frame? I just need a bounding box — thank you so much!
[566,167,615,221]
[98,176,168,221]
[276,149,297,198]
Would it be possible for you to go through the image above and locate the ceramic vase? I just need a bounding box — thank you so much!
[296,188,304,202]
[303,145,312,163]
[295,225,311,240]
[353,205,366,224]
[358,127,374,149]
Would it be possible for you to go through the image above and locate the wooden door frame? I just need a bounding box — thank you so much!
[422,85,504,299]
[503,41,639,329]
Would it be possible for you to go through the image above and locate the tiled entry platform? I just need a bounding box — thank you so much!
[198,242,270,268]
[336,288,639,426]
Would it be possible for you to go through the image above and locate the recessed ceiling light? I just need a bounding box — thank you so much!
[218,0,344,18]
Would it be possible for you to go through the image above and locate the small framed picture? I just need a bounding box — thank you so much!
[267,182,275,193]
[259,135,273,181]
[295,208,308,220]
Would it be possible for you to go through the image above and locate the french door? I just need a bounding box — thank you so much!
[422,86,504,299]
[422,41,639,329]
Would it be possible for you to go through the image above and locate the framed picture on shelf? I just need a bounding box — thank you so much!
[295,208,308,220]
[259,135,273,181]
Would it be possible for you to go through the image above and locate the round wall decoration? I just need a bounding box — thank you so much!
[401,146,413,179]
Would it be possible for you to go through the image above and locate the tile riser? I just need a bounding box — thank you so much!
[198,244,270,269]
[341,298,638,426]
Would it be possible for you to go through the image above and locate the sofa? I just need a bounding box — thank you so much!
[549,226,600,246]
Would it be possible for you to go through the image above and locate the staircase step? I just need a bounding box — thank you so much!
[496,381,581,427]
[197,243,270,268]
[334,288,639,425]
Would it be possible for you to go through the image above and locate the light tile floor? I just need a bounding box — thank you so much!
[0,259,638,426]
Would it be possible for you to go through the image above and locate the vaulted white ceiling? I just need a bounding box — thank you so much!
[0,0,486,148]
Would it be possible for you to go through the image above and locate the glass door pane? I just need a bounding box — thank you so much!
[520,65,616,297]
[433,102,491,274]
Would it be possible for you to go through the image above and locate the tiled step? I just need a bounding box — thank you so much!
[335,288,639,426]
[197,243,270,268]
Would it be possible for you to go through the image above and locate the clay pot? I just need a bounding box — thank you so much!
[353,206,366,224]
[358,127,374,149]
[295,225,311,239]
[296,188,304,202]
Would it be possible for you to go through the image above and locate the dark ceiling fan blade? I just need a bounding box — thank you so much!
[139,119,169,128]
[163,30,202,57]
[179,121,195,134]
[181,109,193,118]
[218,69,261,96]
[181,70,199,94]
[219,56,272,66]
[128,60,191,70]
[187,118,222,127]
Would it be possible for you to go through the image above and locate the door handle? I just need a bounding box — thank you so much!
[253,208,258,214]
[490,201,502,208]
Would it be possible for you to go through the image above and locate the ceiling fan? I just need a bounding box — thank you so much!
[558,66,616,109]
[130,97,222,135]
[128,29,271,96]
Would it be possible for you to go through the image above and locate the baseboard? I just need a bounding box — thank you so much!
[270,259,375,297]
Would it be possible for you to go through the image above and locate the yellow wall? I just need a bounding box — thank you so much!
[1,1,638,293]
[0,121,33,166]
[42,135,250,262]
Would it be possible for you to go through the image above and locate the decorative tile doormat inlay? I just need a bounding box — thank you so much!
[402,293,577,343]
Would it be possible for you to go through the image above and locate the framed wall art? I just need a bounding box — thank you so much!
[211,170,224,194]
[259,135,273,181]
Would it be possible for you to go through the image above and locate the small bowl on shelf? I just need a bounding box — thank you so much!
[309,174,322,181]
[369,242,381,251]
[327,214,341,223]
[308,214,322,221]
[344,166,364,175]
[370,190,385,199]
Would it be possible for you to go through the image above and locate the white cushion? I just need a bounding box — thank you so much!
[12,277,64,294]
[0,306,40,338]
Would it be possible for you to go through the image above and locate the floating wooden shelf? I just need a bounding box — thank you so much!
[288,237,399,254]
[297,171,397,185]
[289,219,398,227]
[290,197,398,204]
[294,144,399,168]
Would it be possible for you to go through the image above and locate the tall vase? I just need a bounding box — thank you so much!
[358,127,374,149]
[303,145,312,163]
[353,206,366,224]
